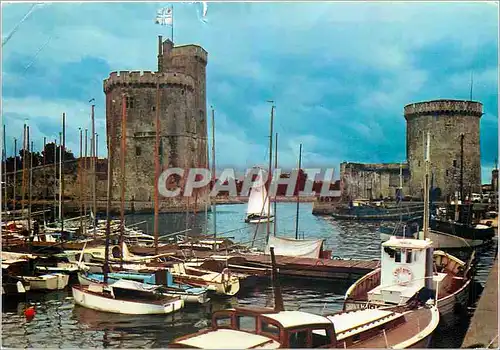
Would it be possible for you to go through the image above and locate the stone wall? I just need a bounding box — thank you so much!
[340,162,410,199]
[405,99,482,200]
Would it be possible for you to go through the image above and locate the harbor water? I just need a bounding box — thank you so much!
[2,203,497,348]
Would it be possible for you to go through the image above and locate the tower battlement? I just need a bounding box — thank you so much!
[404,99,483,119]
[166,44,208,64]
[103,71,195,93]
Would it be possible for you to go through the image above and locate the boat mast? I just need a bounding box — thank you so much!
[3,125,6,214]
[61,113,66,235]
[266,101,274,239]
[104,135,113,284]
[269,246,284,312]
[42,137,46,226]
[154,79,160,255]
[53,137,57,221]
[460,133,464,202]
[13,138,17,214]
[295,144,302,240]
[273,132,278,237]
[211,106,217,245]
[84,129,88,225]
[27,133,32,235]
[421,132,430,240]
[79,128,83,235]
[21,124,26,216]
[120,93,127,267]
[91,104,97,237]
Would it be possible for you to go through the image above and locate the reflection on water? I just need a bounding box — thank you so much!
[2,203,497,348]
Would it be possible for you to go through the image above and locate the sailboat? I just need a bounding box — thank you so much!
[245,169,274,224]
[169,247,440,349]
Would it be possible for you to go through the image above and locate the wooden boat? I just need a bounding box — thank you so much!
[72,281,184,315]
[77,270,210,304]
[22,273,70,290]
[479,211,498,228]
[170,247,440,349]
[170,263,240,296]
[344,236,474,317]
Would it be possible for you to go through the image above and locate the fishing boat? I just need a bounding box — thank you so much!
[72,280,184,315]
[77,269,210,304]
[170,247,440,349]
[346,133,474,317]
[245,167,274,224]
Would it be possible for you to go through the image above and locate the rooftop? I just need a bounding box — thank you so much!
[263,310,331,328]
[382,237,433,249]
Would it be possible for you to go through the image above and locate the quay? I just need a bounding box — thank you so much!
[461,257,498,348]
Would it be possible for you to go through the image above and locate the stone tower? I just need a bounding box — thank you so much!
[104,37,209,213]
[404,99,483,200]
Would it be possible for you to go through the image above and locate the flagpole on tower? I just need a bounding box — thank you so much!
[171,5,174,43]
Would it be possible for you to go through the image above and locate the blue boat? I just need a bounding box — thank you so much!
[78,269,209,304]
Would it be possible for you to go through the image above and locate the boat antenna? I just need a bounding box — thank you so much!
[269,246,284,312]
[273,132,278,237]
[295,144,302,239]
[266,101,274,241]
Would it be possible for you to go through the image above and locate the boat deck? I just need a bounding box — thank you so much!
[348,307,433,348]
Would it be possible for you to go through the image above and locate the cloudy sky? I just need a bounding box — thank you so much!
[2,1,498,182]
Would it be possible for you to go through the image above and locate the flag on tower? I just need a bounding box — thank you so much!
[155,7,173,26]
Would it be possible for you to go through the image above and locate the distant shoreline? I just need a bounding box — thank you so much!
[214,196,317,204]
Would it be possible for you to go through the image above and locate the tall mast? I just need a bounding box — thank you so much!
[21,124,26,215]
[120,94,127,266]
[205,143,209,233]
[273,132,278,237]
[53,138,57,221]
[460,133,464,202]
[13,138,17,213]
[42,137,46,225]
[91,104,97,237]
[28,140,33,234]
[61,112,66,235]
[211,106,216,245]
[58,131,62,222]
[421,132,430,240]
[295,144,302,240]
[84,129,88,221]
[154,79,161,255]
[79,128,83,234]
[2,125,6,213]
[266,102,274,239]
[104,135,113,284]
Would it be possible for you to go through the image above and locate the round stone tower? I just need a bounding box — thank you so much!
[104,37,209,213]
[404,99,483,201]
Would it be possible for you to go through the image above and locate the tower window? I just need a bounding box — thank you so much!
[136,146,141,156]
[126,96,135,109]
[453,159,457,167]
[446,170,448,176]
[152,105,156,111]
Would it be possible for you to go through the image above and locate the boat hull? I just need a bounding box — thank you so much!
[23,273,69,290]
[245,216,275,224]
[72,285,184,315]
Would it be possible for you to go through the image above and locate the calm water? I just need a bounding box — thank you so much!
[2,203,497,348]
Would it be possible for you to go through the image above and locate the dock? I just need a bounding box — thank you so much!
[237,254,380,281]
[461,257,498,348]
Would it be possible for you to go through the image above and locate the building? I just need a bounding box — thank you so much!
[340,162,410,200]
[104,36,209,212]
[340,99,483,201]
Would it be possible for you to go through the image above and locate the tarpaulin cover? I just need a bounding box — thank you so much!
[264,236,325,259]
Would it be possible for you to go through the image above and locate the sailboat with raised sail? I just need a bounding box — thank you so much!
[245,167,274,224]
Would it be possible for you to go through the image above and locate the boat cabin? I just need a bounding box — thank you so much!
[170,307,337,348]
[367,237,438,305]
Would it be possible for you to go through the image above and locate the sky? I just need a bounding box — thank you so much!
[1,1,499,183]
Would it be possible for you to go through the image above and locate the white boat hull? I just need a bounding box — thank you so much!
[72,285,184,315]
[23,273,69,290]
[246,216,274,224]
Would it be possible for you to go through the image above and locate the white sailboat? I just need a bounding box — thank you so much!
[245,169,274,224]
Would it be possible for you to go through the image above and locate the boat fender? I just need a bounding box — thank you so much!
[24,306,36,321]
[221,268,230,282]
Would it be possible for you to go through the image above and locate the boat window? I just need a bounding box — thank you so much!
[236,315,256,332]
[395,250,401,263]
[261,321,280,338]
[406,250,412,263]
[289,330,309,348]
[215,316,232,328]
[312,329,332,347]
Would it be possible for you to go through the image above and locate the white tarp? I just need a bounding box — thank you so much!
[264,236,325,259]
[110,279,160,293]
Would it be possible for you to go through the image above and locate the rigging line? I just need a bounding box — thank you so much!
[22,34,53,75]
[2,3,39,47]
